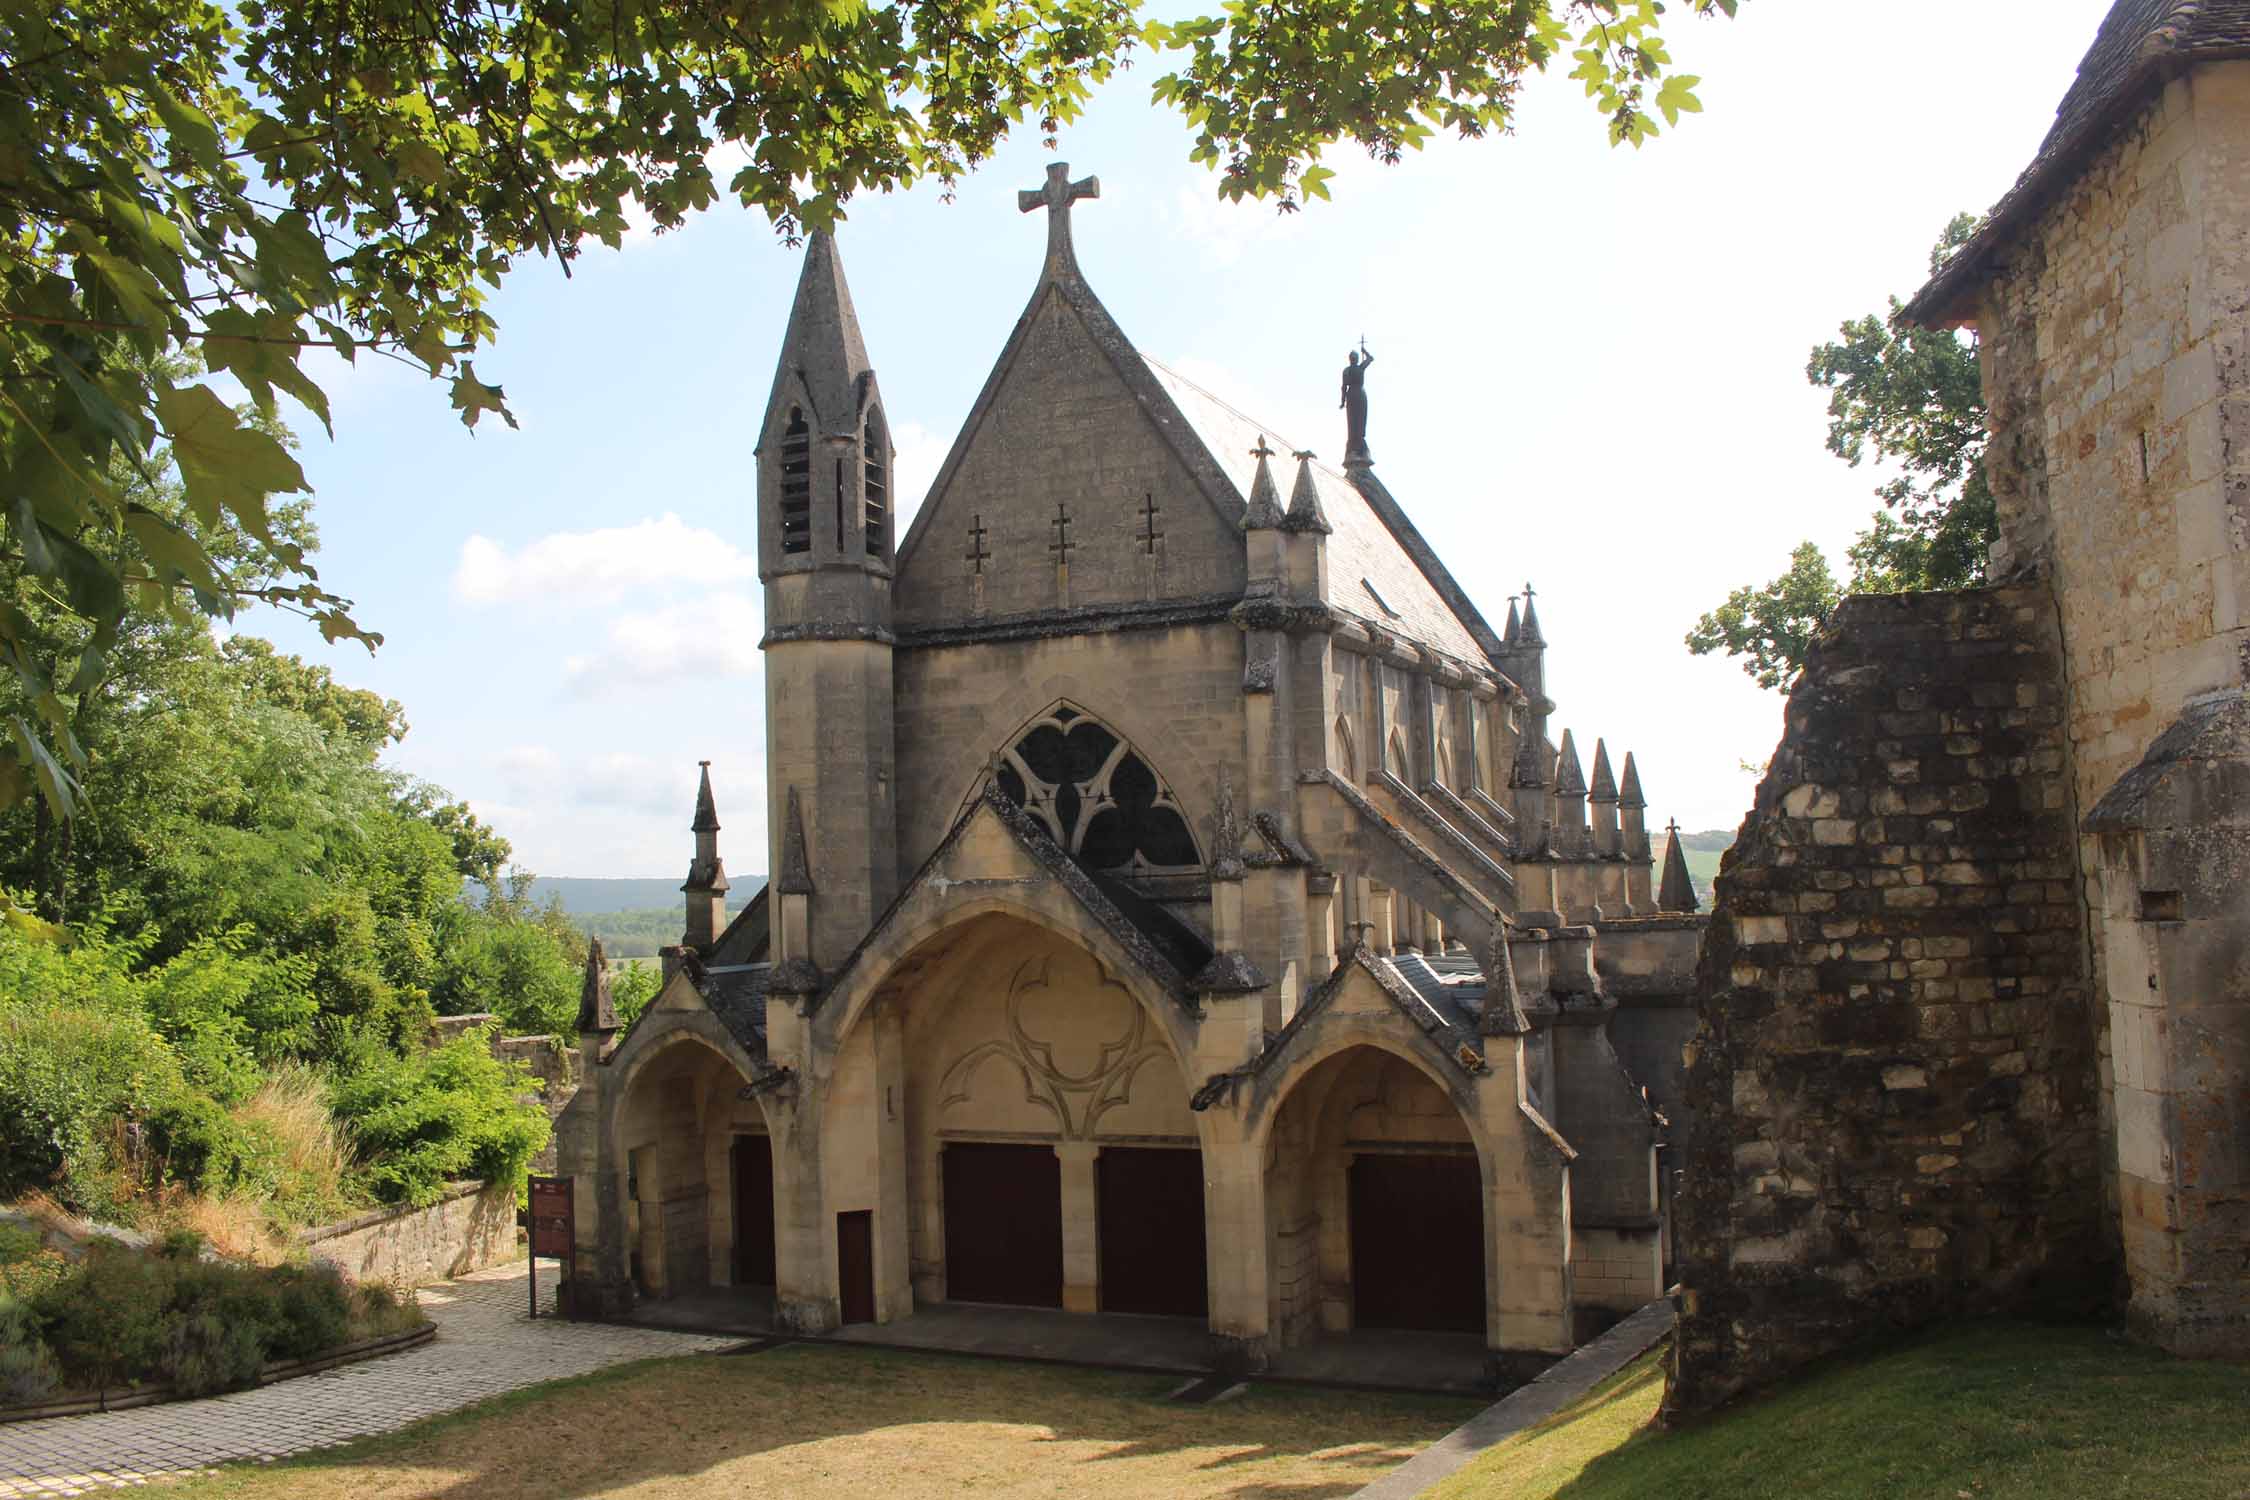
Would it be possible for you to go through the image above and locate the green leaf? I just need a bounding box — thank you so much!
[393,140,453,187]
[449,364,516,430]
[1656,74,1703,126]
[153,383,309,544]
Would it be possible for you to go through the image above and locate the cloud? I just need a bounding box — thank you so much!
[1163,183,1309,271]
[889,419,951,528]
[562,590,765,693]
[478,745,766,875]
[454,513,755,607]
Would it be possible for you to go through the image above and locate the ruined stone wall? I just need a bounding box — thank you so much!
[1668,587,2109,1415]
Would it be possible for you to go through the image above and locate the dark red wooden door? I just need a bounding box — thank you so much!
[733,1134,777,1288]
[1097,1147,1208,1317]
[941,1143,1063,1308]
[837,1210,876,1325]
[1349,1153,1484,1333]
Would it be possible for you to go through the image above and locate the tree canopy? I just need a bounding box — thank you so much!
[1686,214,1993,690]
[3,0,1737,862]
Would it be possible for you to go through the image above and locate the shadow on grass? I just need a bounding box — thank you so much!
[171,1341,1481,1500]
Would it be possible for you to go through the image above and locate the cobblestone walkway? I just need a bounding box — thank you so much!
[0,1262,737,1497]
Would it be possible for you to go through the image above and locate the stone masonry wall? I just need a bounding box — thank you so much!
[300,1181,517,1289]
[1667,587,2110,1416]
[1974,61,2250,1356]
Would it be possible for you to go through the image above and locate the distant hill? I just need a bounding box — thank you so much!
[1679,828,1738,852]
[469,874,768,917]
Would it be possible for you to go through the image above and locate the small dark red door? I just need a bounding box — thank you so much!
[733,1134,776,1287]
[1349,1152,1484,1333]
[942,1143,1063,1308]
[1098,1147,1208,1317]
[837,1210,876,1325]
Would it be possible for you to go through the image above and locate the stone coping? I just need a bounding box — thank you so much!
[298,1181,487,1245]
[0,1321,436,1424]
[1348,1299,1675,1500]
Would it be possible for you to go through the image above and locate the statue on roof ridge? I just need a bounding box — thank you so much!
[1341,339,1375,468]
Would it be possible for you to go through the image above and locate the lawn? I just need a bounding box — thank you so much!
[157,1343,1482,1499]
[1428,1323,2250,1500]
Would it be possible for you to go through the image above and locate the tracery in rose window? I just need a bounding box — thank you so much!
[992,705,1201,877]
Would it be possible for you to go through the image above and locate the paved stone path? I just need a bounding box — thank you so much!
[1349,1300,1677,1500]
[0,1262,736,1498]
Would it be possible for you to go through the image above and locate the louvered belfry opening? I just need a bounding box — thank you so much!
[862,414,888,557]
[779,407,811,554]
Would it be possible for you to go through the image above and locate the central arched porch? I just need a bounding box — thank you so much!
[818,909,1214,1329]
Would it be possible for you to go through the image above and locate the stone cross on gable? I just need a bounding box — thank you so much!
[1018,162,1100,271]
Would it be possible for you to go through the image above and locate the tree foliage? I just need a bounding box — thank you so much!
[3,0,1736,849]
[1688,215,1994,689]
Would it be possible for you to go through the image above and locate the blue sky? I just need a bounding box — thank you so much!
[249,0,2117,879]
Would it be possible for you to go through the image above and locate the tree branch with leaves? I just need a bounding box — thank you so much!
[1687,213,1993,689]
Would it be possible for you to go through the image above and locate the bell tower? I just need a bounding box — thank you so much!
[757,231,898,975]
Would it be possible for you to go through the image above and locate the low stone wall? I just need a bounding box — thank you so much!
[1668,587,2112,1416]
[495,1033,580,1172]
[300,1181,518,1288]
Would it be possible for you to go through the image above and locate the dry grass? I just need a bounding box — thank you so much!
[154,1065,366,1260]
[158,1344,1480,1500]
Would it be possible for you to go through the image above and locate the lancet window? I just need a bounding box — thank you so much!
[993,705,1200,878]
[863,414,889,557]
[779,407,811,554]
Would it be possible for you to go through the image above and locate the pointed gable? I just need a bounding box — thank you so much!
[893,270,1250,627]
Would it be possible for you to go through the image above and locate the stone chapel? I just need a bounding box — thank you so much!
[551,166,1709,1375]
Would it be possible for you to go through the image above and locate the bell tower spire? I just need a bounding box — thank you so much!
[756,230,899,978]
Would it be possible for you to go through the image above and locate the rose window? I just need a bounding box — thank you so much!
[993,706,1201,877]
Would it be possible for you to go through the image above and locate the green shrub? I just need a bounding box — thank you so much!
[268,1262,351,1359]
[0,1292,57,1406]
[148,1091,284,1199]
[162,1312,264,1396]
[0,1223,40,1265]
[35,1243,173,1392]
[158,1227,206,1261]
[0,987,184,1213]
[330,1030,550,1206]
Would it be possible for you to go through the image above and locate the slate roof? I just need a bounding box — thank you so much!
[695,962,775,1056]
[1381,952,1490,1035]
[1140,356,1492,667]
[1906,0,2250,325]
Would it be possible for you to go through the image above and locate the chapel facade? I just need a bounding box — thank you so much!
[551,169,1708,1372]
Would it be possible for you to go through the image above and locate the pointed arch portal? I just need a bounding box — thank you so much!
[1263,1042,1488,1343]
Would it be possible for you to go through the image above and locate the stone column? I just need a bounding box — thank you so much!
[873,1001,911,1322]
[765,998,835,1332]
[1201,1125,1270,1372]
[1305,872,1337,990]
[1368,881,1396,954]
[1055,1142,1102,1313]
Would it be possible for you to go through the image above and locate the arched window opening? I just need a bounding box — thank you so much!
[1387,729,1411,781]
[862,414,889,557]
[1336,717,1357,784]
[779,408,811,554]
[992,705,1201,882]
